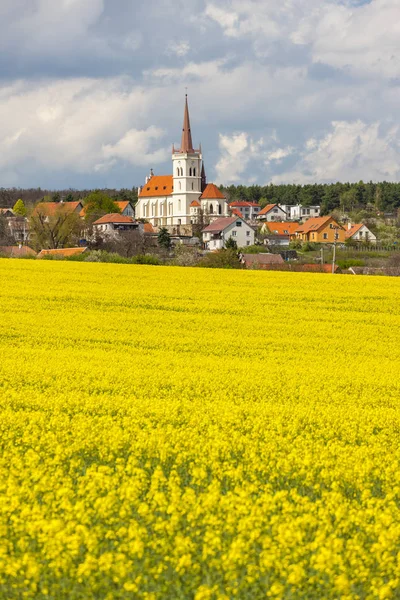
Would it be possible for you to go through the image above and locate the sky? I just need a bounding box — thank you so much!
[1,0,400,189]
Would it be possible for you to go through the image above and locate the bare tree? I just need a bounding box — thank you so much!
[30,211,82,250]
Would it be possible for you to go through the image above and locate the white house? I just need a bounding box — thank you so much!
[93,214,144,238]
[114,201,135,217]
[345,223,377,244]
[228,201,261,221]
[135,96,228,228]
[257,203,287,222]
[280,204,321,221]
[202,216,255,250]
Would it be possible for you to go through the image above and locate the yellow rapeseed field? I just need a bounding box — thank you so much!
[1,259,400,599]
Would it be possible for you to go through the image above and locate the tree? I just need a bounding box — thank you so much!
[225,237,237,250]
[191,208,211,240]
[0,214,13,246]
[83,191,121,219]
[158,227,172,250]
[30,206,82,250]
[13,199,26,216]
[198,249,241,269]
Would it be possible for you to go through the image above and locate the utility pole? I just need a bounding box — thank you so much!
[332,227,339,274]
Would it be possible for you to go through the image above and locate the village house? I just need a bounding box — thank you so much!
[228,201,260,221]
[202,216,255,250]
[261,222,299,246]
[345,223,377,244]
[257,203,287,222]
[0,208,15,218]
[280,204,321,221]
[0,245,36,258]
[295,216,346,244]
[240,253,284,269]
[33,201,83,220]
[37,248,88,259]
[79,200,135,218]
[92,214,144,238]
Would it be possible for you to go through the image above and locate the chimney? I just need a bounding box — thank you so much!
[348,222,352,230]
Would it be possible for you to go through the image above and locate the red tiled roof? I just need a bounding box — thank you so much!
[200,183,226,200]
[0,245,37,257]
[38,248,87,258]
[139,176,173,198]
[241,253,284,265]
[144,223,155,234]
[229,201,259,208]
[266,222,299,235]
[259,203,280,216]
[202,217,238,233]
[190,200,201,207]
[93,213,134,225]
[345,224,364,238]
[34,201,82,217]
[296,216,343,233]
[80,200,128,217]
[114,201,131,212]
[231,208,243,218]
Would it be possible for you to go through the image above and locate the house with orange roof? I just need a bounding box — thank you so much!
[79,200,135,219]
[33,201,83,219]
[295,216,346,244]
[261,222,299,246]
[0,245,37,258]
[257,203,287,222]
[37,247,87,259]
[345,223,376,244]
[135,96,228,230]
[228,201,260,221]
[93,214,143,238]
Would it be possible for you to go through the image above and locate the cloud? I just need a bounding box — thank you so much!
[166,40,190,57]
[102,126,169,168]
[0,0,399,188]
[0,77,167,186]
[205,0,400,78]
[215,132,265,184]
[266,147,294,163]
[271,120,400,184]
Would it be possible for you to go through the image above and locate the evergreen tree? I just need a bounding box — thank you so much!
[13,199,26,216]
[225,237,237,250]
[158,227,171,250]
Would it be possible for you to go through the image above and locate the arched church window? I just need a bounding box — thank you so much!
[192,182,194,190]
[177,168,179,176]
[178,199,181,210]
[193,168,196,176]
[179,181,181,190]
[189,168,192,176]
[180,168,183,176]
[209,204,213,214]
[218,204,222,215]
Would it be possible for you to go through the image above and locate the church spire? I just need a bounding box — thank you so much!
[201,160,207,192]
[180,94,194,153]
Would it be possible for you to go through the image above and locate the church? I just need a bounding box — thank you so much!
[135,96,229,230]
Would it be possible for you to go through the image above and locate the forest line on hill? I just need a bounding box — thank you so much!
[1,181,400,215]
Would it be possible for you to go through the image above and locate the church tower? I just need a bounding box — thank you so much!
[172,95,202,225]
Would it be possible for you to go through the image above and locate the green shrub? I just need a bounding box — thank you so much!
[337,259,365,269]
[197,249,241,269]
